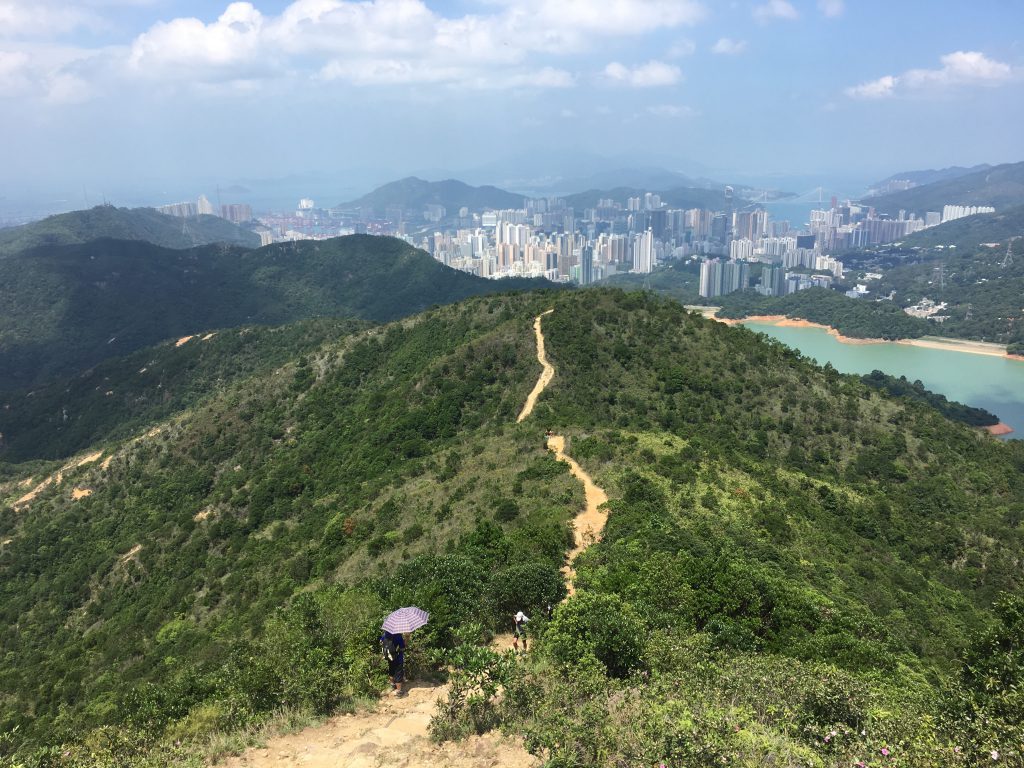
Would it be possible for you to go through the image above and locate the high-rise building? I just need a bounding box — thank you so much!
[699,258,748,298]
[632,229,654,273]
[197,195,214,215]
[221,203,253,223]
[724,185,734,246]
[580,245,594,285]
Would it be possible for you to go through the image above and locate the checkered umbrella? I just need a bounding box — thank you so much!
[382,606,430,634]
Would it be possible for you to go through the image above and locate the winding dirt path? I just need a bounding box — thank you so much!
[216,309,604,766]
[516,309,555,423]
[518,310,609,596]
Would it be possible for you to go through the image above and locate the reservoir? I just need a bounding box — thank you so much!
[743,320,1024,440]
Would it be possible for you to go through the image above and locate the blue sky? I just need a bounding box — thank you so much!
[1,0,1022,208]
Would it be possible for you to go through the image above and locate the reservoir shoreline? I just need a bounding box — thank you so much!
[695,308,1020,361]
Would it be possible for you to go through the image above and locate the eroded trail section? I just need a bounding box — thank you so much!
[547,435,608,596]
[518,310,609,596]
[219,684,538,768]
[516,309,555,423]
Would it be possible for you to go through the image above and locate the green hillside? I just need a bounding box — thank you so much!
[0,318,366,463]
[0,205,260,256]
[562,185,727,211]
[339,177,524,215]
[900,204,1024,250]
[0,234,556,389]
[872,235,1024,352]
[1,289,1021,766]
[870,164,991,192]
[866,160,1024,215]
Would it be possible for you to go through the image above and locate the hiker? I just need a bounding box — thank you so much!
[545,603,554,621]
[512,610,530,651]
[380,630,406,697]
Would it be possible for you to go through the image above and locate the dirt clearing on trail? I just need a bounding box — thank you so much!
[218,683,538,768]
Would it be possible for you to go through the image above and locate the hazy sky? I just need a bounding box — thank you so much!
[1,0,1022,206]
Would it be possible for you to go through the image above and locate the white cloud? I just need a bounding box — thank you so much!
[604,60,681,87]
[711,37,747,55]
[647,103,698,117]
[3,0,714,101]
[845,74,896,99]
[753,0,799,22]
[667,39,696,58]
[0,49,30,94]
[817,0,844,18]
[845,51,1015,99]
[128,3,267,77]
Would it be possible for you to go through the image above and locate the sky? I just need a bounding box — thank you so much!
[1,0,1022,213]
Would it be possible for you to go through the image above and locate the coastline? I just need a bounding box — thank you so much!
[706,309,1022,361]
[985,422,1015,436]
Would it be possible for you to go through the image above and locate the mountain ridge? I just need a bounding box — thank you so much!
[864,160,1024,215]
[0,204,260,256]
[0,234,558,389]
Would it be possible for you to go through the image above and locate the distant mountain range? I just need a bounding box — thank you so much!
[341,175,738,219]
[868,164,993,194]
[0,205,260,255]
[337,177,525,216]
[864,160,1024,215]
[0,234,557,389]
[562,185,729,211]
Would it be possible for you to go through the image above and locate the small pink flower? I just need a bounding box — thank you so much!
[825,735,831,743]
[991,751,1000,761]
[856,762,867,768]
[881,747,890,757]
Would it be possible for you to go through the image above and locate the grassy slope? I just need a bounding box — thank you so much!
[0,318,368,462]
[0,234,558,388]
[0,205,260,255]
[1,289,1022,763]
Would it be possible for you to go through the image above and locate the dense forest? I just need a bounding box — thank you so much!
[0,234,558,388]
[0,205,260,255]
[870,237,1024,353]
[0,319,367,463]
[860,370,999,427]
[1,289,1021,766]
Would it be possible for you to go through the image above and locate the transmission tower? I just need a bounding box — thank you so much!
[1003,239,1015,268]
[964,303,973,321]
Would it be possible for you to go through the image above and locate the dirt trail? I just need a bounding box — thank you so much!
[218,684,538,768]
[516,309,555,423]
[518,310,610,596]
[217,310,602,767]
[546,435,608,596]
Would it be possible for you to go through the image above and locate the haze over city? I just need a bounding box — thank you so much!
[2,0,1023,214]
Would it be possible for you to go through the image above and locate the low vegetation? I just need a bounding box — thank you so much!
[1,289,1021,766]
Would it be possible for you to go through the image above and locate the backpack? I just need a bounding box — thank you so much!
[381,635,399,662]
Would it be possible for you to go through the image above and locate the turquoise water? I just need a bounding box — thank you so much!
[744,322,1024,440]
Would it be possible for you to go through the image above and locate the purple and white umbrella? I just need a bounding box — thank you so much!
[382,606,430,634]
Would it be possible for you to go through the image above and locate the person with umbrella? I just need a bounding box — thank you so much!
[380,606,429,698]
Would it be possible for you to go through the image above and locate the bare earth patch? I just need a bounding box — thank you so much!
[176,335,196,347]
[218,684,539,768]
[72,488,93,500]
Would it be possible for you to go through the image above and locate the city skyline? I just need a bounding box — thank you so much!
[1,0,1022,205]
